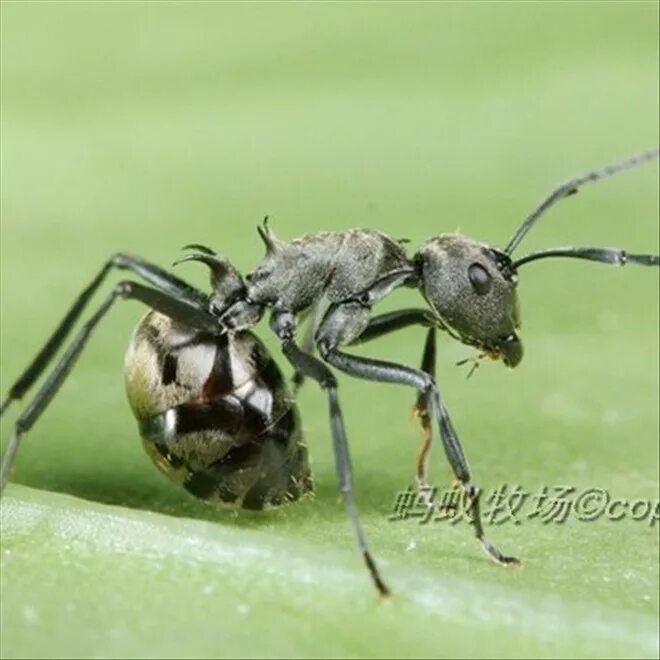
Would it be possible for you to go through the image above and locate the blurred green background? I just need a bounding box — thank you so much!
[1,2,658,659]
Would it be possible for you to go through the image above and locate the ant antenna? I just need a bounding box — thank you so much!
[513,247,659,269]
[504,148,659,256]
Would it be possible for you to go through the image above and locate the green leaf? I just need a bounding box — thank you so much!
[2,485,658,659]
[1,1,658,658]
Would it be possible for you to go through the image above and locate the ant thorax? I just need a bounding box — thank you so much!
[246,228,414,313]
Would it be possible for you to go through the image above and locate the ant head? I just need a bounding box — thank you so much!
[416,148,660,369]
[415,235,523,367]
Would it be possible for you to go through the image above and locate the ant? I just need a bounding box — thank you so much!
[1,149,658,596]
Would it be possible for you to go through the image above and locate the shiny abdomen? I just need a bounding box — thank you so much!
[124,312,311,509]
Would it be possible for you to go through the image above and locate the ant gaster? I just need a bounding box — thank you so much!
[1,148,658,596]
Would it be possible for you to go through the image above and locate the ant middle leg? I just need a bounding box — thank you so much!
[291,300,325,393]
[270,310,390,597]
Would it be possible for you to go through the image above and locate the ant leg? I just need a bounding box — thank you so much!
[317,302,519,566]
[0,253,208,418]
[350,310,451,508]
[412,328,436,488]
[291,301,325,393]
[271,310,389,597]
[349,308,437,345]
[0,281,221,495]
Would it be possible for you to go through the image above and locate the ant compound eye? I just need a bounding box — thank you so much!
[468,263,492,295]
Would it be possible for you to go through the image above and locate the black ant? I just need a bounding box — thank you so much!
[1,148,658,596]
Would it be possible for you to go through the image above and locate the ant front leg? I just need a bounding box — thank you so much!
[318,301,519,567]
[413,328,438,491]
[351,310,451,509]
[0,281,221,494]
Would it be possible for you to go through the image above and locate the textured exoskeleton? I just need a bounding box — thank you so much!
[1,148,658,598]
[416,235,523,366]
